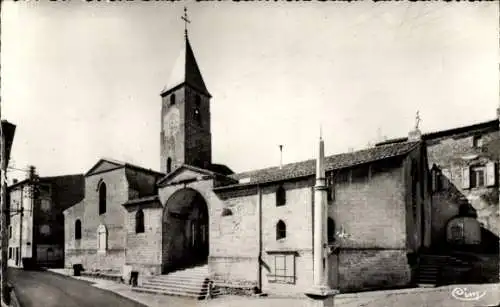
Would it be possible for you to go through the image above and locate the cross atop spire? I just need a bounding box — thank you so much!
[181,7,191,38]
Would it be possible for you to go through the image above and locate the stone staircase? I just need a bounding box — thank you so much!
[132,264,220,300]
[417,254,470,286]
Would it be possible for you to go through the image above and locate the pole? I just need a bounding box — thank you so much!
[279,145,283,169]
[0,0,9,303]
[0,111,8,307]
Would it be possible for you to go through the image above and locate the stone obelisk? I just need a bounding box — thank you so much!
[305,133,338,307]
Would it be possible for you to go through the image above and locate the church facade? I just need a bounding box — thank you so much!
[64,33,434,295]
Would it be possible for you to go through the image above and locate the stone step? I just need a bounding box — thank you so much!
[148,275,210,284]
[134,264,218,299]
[133,287,207,299]
[143,280,209,290]
[141,283,209,294]
[161,272,210,277]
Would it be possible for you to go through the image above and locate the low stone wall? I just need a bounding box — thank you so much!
[338,248,412,292]
[65,248,125,273]
[214,283,257,296]
[209,256,258,294]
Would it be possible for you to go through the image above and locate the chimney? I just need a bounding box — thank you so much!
[408,129,422,142]
[27,165,36,180]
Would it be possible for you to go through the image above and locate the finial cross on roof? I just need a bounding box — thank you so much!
[181,7,191,37]
[415,111,421,130]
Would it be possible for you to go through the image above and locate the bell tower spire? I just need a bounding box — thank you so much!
[160,7,212,174]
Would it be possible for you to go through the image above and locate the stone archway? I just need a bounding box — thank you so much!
[162,188,209,273]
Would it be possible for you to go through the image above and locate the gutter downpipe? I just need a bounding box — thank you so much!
[257,184,263,292]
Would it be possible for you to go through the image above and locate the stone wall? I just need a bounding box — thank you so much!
[329,159,418,291]
[124,205,163,284]
[336,249,411,292]
[64,168,129,272]
[330,163,407,250]
[259,179,314,295]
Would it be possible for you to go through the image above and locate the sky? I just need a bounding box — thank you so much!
[2,1,499,181]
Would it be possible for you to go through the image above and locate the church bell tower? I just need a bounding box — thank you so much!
[160,8,212,174]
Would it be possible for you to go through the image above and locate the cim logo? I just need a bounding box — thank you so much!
[451,287,487,301]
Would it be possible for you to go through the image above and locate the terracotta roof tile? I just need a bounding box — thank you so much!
[226,141,420,186]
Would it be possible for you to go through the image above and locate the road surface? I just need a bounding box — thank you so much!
[8,268,146,307]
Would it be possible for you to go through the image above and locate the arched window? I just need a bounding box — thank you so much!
[276,220,286,240]
[167,157,172,173]
[97,224,107,252]
[135,210,145,234]
[75,219,82,240]
[327,217,335,243]
[276,186,286,207]
[170,94,176,105]
[99,182,107,215]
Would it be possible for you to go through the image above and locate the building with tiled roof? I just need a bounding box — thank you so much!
[8,171,84,268]
[63,25,442,297]
[376,114,500,254]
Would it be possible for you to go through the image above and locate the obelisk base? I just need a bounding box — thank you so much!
[305,286,339,307]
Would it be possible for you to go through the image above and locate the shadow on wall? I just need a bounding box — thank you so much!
[430,166,499,285]
[431,166,499,254]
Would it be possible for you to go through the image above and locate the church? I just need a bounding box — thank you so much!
[63,26,437,296]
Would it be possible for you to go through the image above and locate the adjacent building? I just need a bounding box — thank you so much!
[8,171,84,268]
[377,114,500,253]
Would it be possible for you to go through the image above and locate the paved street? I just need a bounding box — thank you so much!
[9,268,500,307]
[8,268,146,307]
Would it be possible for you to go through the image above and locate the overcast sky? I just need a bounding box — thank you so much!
[2,1,499,180]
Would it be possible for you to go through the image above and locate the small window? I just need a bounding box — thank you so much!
[194,95,202,124]
[167,157,172,173]
[170,94,176,105]
[276,186,286,207]
[41,199,51,212]
[450,224,464,244]
[470,166,486,188]
[40,225,51,236]
[135,210,145,234]
[473,136,483,148]
[75,220,82,240]
[194,108,201,124]
[326,173,334,202]
[97,224,107,252]
[8,226,12,239]
[8,248,12,259]
[276,220,286,240]
[221,208,233,217]
[327,217,335,243]
[268,254,295,284]
[99,182,107,215]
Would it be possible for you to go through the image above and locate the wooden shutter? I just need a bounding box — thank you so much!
[486,162,496,187]
[462,167,470,189]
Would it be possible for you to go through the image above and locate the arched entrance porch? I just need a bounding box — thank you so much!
[162,188,209,273]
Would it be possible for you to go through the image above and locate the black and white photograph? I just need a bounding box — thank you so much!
[0,1,499,307]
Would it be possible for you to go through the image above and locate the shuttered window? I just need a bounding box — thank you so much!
[268,254,296,284]
[462,162,496,189]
